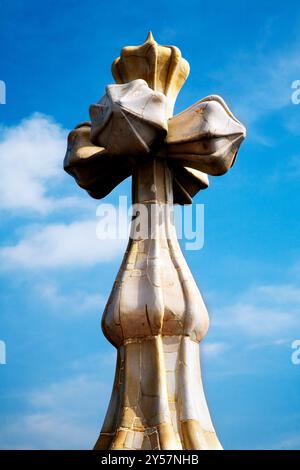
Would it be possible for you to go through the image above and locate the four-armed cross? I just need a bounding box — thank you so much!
[64,32,246,450]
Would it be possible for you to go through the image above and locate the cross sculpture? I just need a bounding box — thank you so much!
[64,33,246,450]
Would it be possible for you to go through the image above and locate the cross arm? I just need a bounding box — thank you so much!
[167,95,246,176]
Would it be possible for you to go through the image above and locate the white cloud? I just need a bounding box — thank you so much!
[202,341,229,358]
[70,352,116,373]
[0,219,126,268]
[27,375,105,411]
[213,283,300,338]
[0,373,112,449]
[0,113,77,213]
[36,282,106,315]
[210,36,300,127]
[0,413,92,450]
[257,284,300,304]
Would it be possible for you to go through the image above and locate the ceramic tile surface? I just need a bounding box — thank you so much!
[64,33,246,450]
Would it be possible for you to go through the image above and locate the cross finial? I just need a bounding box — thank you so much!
[63,34,247,451]
[64,34,245,204]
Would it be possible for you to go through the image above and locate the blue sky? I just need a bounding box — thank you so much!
[0,0,300,449]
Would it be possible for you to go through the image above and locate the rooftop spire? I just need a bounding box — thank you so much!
[145,31,155,43]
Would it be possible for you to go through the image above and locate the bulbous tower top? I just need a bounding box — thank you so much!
[112,32,190,118]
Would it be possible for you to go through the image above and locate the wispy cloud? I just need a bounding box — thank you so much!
[36,282,106,315]
[202,341,229,358]
[212,283,300,338]
[211,37,300,128]
[0,373,112,449]
[0,114,87,214]
[0,219,126,268]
